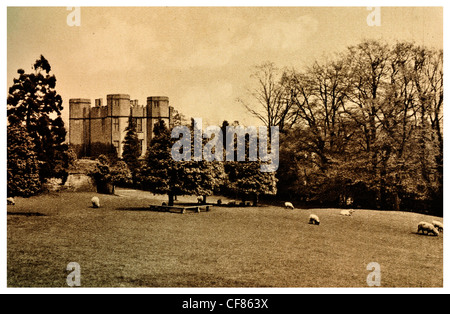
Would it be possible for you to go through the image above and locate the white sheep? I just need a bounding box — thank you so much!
[432,221,443,233]
[285,202,294,210]
[417,222,439,236]
[340,209,355,216]
[309,214,320,225]
[7,197,15,205]
[91,196,100,208]
[197,196,203,204]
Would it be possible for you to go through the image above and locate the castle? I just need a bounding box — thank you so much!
[69,94,173,158]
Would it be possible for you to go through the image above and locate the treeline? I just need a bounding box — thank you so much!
[243,40,443,215]
[119,118,277,206]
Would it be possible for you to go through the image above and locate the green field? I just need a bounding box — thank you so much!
[7,189,443,287]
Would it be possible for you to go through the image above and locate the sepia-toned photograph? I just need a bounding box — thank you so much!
[5,5,444,290]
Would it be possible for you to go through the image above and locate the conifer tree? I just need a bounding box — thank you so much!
[122,116,142,184]
[7,55,70,182]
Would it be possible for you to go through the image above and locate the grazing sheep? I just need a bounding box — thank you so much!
[197,196,203,204]
[227,201,236,206]
[340,209,355,216]
[309,214,320,225]
[285,202,294,210]
[7,197,15,205]
[432,221,443,233]
[91,196,100,208]
[162,202,167,206]
[417,222,439,236]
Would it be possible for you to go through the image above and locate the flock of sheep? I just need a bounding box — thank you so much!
[418,221,443,236]
[284,202,443,237]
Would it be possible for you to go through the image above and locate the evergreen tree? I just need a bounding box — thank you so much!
[140,120,181,205]
[140,120,225,206]
[122,116,142,184]
[7,122,41,197]
[7,55,70,182]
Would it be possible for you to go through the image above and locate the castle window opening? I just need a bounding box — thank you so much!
[135,118,143,133]
[113,118,119,132]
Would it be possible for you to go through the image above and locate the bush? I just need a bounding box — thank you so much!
[88,155,132,194]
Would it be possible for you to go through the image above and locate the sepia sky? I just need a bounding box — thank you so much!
[7,6,443,127]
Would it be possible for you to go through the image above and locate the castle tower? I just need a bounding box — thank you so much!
[147,96,170,144]
[69,98,91,157]
[107,94,131,157]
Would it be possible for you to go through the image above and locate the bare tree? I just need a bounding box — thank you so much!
[239,62,298,132]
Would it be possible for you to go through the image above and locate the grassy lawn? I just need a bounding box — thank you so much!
[7,189,443,287]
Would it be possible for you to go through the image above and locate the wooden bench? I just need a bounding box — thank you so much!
[149,205,212,214]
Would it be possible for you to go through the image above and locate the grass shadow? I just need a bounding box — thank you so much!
[7,212,46,217]
[411,231,440,237]
[115,207,157,212]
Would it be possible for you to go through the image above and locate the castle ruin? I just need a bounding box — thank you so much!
[69,94,173,158]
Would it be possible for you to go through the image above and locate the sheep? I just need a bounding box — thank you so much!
[432,221,443,233]
[285,202,294,210]
[91,196,100,208]
[7,197,15,205]
[340,209,355,216]
[417,222,439,236]
[309,214,320,225]
[162,202,167,206]
[197,196,203,204]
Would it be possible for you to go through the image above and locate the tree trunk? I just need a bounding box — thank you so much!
[393,188,400,211]
[253,194,259,207]
[168,193,175,206]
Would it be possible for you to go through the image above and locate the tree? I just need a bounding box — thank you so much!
[239,62,298,133]
[122,116,142,184]
[141,120,226,206]
[140,120,177,205]
[7,122,42,197]
[89,155,132,194]
[223,125,278,206]
[7,55,70,182]
[227,160,278,206]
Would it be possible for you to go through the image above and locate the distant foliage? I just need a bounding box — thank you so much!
[7,122,42,197]
[269,40,443,215]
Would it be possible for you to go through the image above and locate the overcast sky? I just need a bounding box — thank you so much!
[7,6,443,127]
